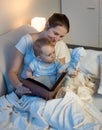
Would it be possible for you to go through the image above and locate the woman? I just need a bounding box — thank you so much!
[8,13,77,96]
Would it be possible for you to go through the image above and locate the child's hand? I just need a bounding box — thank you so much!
[69,71,78,78]
[26,68,33,78]
[69,68,80,78]
[31,76,35,80]
[77,67,80,72]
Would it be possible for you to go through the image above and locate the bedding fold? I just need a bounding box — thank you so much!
[0,91,102,130]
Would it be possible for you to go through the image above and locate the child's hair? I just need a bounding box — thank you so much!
[33,38,55,57]
[47,13,70,33]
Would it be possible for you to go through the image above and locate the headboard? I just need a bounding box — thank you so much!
[67,44,102,51]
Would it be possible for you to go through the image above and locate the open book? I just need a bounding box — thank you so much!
[22,72,67,100]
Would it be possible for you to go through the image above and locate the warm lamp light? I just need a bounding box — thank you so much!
[31,17,46,32]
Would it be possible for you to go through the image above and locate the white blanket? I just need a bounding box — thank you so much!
[0,90,102,130]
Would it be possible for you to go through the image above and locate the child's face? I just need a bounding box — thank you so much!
[39,45,56,63]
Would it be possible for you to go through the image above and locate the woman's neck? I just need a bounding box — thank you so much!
[31,30,47,41]
[38,30,48,39]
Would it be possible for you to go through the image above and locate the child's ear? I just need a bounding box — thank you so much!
[37,56,41,60]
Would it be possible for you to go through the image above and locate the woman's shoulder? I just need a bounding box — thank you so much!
[56,40,65,46]
[22,34,32,41]
[15,34,34,54]
[18,34,33,45]
[55,40,69,50]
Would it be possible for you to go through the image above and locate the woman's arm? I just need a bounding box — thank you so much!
[8,48,23,88]
[8,48,31,95]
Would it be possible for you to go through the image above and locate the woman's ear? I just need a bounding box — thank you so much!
[45,22,50,30]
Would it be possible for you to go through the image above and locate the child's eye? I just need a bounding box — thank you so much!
[47,54,51,57]
[53,51,55,54]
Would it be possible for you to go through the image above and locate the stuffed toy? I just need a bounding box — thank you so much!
[59,47,86,79]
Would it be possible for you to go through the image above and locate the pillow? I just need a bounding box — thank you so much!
[0,72,7,96]
[80,49,102,79]
[97,54,102,94]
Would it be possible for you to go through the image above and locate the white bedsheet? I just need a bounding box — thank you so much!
[0,90,102,130]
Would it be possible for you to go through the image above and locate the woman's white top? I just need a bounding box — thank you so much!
[15,34,70,79]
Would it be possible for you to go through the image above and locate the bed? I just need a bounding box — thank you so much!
[0,25,102,130]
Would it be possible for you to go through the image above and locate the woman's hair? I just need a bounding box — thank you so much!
[47,13,70,33]
[33,38,55,57]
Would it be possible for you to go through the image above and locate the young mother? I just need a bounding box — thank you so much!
[8,13,77,96]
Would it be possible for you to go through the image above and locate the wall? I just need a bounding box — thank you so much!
[99,0,102,47]
[0,0,60,35]
[30,0,60,19]
[61,0,102,48]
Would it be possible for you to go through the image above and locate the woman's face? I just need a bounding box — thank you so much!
[46,25,68,42]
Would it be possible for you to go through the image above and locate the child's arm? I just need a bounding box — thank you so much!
[26,67,33,78]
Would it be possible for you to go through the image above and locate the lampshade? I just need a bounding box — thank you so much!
[31,17,46,32]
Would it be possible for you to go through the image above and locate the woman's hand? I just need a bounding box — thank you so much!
[15,85,32,97]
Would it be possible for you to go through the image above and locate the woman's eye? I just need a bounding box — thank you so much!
[54,32,58,36]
